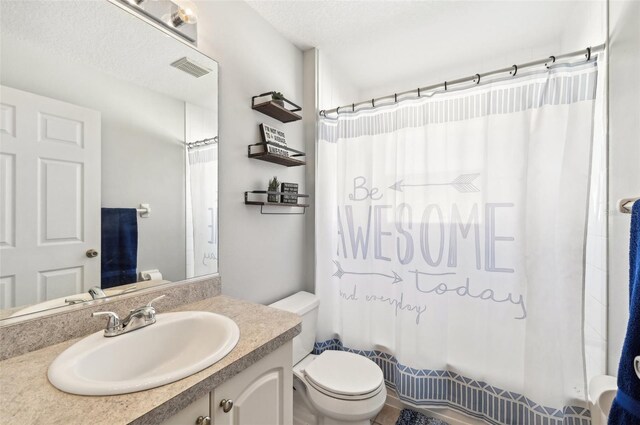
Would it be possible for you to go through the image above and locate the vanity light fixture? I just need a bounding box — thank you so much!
[116,0,198,45]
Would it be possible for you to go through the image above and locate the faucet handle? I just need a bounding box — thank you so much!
[92,311,121,335]
[146,294,166,308]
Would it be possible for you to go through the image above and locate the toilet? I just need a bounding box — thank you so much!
[270,291,387,425]
[589,375,618,425]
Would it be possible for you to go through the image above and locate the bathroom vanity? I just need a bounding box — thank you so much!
[0,294,300,425]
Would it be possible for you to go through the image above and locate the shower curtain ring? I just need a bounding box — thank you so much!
[474,74,481,84]
[444,81,448,91]
[510,65,518,76]
[336,106,340,114]
[320,110,325,117]
[372,98,375,107]
[352,103,355,112]
[417,88,421,98]
[585,47,591,61]
[546,56,556,69]
[394,93,397,103]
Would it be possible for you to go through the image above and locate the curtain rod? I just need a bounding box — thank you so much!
[319,43,605,117]
[186,136,218,149]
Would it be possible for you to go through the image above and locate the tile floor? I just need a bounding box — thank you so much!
[373,404,402,425]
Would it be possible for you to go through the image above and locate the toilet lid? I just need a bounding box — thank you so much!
[304,351,383,397]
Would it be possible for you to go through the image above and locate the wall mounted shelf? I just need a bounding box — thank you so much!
[252,92,302,123]
[248,142,306,167]
[244,191,309,215]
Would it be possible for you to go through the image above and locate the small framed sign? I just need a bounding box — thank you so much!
[260,123,287,146]
[280,182,299,204]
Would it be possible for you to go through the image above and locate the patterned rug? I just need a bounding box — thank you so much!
[395,409,450,425]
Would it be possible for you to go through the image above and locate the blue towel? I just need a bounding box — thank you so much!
[609,201,640,424]
[101,208,138,288]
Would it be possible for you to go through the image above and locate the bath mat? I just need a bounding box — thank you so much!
[395,408,450,425]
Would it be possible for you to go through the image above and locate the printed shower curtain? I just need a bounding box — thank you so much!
[316,60,601,425]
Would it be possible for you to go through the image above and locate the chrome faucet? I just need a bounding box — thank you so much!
[92,295,166,337]
[88,286,107,299]
[65,285,138,305]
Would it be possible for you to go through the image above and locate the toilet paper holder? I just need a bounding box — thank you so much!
[140,269,163,281]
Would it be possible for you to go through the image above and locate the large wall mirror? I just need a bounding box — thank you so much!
[0,0,218,321]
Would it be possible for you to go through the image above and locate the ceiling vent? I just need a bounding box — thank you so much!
[170,57,211,78]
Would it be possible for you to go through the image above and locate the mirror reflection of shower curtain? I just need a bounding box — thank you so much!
[186,144,218,278]
[316,59,603,425]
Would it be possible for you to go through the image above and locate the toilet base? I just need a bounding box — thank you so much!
[293,375,384,425]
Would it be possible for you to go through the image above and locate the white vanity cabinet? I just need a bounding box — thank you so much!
[160,341,293,425]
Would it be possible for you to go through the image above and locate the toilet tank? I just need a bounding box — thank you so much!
[269,291,319,365]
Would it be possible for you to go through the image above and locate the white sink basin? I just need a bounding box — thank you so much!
[48,311,240,395]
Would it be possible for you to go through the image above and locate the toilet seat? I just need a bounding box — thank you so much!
[303,351,384,401]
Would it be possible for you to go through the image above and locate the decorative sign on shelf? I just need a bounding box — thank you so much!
[260,123,287,146]
[266,144,290,157]
[281,182,299,204]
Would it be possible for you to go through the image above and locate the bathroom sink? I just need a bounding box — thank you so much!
[48,311,240,395]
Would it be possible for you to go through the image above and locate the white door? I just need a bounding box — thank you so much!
[0,85,101,309]
[212,342,293,425]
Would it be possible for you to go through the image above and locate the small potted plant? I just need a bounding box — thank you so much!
[272,92,285,107]
[268,176,280,203]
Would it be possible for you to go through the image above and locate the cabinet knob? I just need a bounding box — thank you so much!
[86,249,99,258]
[220,399,234,413]
[195,416,211,425]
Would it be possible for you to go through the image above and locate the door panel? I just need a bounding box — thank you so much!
[0,153,15,248]
[0,85,100,307]
[37,266,83,300]
[38,112,84,147]
[38,158,83,244]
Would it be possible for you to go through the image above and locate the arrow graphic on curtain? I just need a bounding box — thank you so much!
[333,260,403,284]
[389,173,480,193]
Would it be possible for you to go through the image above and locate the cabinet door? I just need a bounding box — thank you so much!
[212,341,293,425]
[159,392,210,425]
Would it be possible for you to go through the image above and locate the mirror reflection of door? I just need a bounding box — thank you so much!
[0,85,101,309]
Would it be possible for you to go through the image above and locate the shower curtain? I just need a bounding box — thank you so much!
[315,60,601,425]
[186,144,218,277]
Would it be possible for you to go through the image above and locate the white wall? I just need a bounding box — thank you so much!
[0,34,187,283]
[607,0,640,375]
[352,2,605,104]
[318,52,360,112]
[195,1,308,304]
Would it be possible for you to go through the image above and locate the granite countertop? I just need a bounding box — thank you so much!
[0,295,301,425]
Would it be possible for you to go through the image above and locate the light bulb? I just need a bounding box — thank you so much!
[171,7,197,27]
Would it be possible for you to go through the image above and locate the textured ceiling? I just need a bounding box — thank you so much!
[246,0,604,97]
[0,0,218,108]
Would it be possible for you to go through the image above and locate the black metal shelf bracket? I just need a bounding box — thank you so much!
[259,205,307,215]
